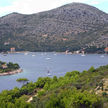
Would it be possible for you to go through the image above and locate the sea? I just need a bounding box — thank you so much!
[0,52,108,92]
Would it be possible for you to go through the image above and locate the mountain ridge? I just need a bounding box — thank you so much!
[0,3,108,52]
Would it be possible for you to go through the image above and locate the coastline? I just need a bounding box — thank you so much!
[0,69,23,76]
[0,51,105,55]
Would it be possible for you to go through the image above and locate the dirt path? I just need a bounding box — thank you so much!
[27,89,43,102]
[95,78,108,95]
[27,97,33,102]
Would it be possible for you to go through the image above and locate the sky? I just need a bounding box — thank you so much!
[0,0,108,17]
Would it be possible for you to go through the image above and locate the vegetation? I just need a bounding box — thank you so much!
[85,46,105,54]
[1,65,108,107]
[0,61,20,73]
[0,3,108,53]
[16,78,29,85]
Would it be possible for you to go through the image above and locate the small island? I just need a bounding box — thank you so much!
[0,61,22,76]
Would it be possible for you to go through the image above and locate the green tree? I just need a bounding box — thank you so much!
[16,78,29,85]
[88,66,95,72]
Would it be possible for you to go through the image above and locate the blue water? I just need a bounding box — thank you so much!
[0,52,108,92]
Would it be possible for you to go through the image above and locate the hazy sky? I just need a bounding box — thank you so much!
[0,0,108,16]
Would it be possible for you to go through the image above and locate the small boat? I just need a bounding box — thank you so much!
[54,53,57,56]
[47,70,51,76]
[81,54,85,56]
[100,55,104,58]
[32,54,35,57]
[24,52,28,55]
[46,58,51,60]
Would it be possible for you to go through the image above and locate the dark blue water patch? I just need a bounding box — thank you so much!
[0,52,108,92]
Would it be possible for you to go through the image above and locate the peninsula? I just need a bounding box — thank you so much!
[0,61,22,76]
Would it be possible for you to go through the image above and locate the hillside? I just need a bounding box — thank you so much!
[1,65,108,107]
[0,3,108,52]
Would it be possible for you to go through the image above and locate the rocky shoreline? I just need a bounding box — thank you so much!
[0,69,22,76]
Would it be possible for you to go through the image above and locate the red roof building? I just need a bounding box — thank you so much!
[104,47,108,52]
[10,47,15,52]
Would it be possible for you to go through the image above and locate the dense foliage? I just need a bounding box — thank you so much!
[0,61,20,73]
[1,65,108,107]
[16,78,29,85]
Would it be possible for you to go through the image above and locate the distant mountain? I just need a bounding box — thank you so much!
[0,3,108,52]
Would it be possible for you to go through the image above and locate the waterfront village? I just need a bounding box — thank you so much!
[1,41,108,55]
[1,47,86,55]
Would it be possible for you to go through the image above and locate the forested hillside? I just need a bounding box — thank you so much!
[1,65,108,107]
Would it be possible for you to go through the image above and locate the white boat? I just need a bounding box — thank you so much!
[46,58,51,60]
[47,70,51,76]
[24,52,28,55]
[100,55,104,58]
[81,54,85,56]
[54,53,57,56]
[32,54,35,57]
[48,73,51,76]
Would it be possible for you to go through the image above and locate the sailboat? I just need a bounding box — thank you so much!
[47,70,51,76]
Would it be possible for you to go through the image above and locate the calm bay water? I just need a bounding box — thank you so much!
[0,52,108,92]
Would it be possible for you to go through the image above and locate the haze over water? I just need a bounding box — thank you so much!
[0,52,108,92]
